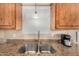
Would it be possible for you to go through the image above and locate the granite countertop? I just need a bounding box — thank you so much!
[0,39,78,56]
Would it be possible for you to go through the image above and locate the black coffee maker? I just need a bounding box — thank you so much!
[61,34,72,47]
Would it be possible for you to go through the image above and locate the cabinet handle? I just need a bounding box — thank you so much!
[0,18,3,24]
[0,18,2,22]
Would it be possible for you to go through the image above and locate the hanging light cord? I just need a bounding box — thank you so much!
[33,0,39,19]
[35,1,37,13]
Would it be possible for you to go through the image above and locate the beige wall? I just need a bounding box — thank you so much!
[0,5,77,44]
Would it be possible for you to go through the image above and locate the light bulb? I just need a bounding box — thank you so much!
[33,11,39,19]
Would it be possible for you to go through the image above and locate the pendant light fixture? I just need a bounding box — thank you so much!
[33,3,39,19]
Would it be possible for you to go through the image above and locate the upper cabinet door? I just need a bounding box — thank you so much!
[0,4,22,30]
[52,4,79,29]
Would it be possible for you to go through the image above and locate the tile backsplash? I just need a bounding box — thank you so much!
[0,30,77,44]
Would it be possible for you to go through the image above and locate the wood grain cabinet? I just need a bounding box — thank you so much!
[0,4,22,30]
[51,4,79,29]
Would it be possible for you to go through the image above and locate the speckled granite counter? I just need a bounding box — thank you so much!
[0,39,78,56]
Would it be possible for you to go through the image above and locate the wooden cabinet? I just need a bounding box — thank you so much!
[51,4,79,29]
[0,4,22,30]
